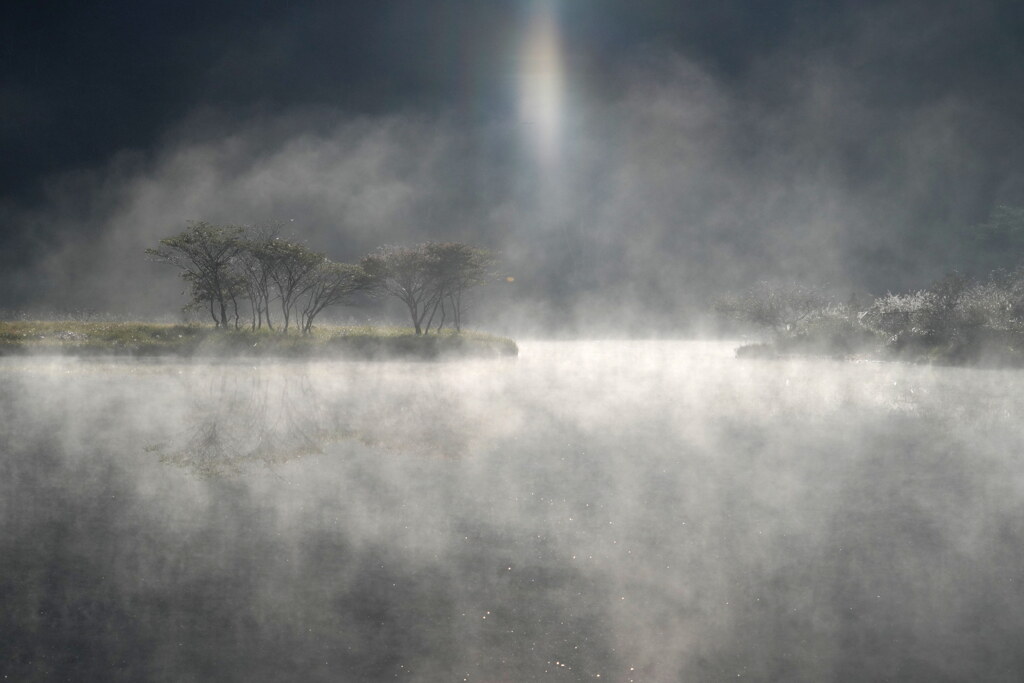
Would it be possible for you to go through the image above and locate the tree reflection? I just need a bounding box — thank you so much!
[149,364,475,475]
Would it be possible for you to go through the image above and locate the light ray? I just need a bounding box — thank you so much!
[519,0,565,168]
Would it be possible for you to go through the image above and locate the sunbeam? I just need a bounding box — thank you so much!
[519,0,565,169]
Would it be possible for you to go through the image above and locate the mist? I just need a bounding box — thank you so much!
[5,3,1024,681]
[3,344,1024,680]
[5,3,1024,332]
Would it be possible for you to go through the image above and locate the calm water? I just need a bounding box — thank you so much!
[2,341,1023,681]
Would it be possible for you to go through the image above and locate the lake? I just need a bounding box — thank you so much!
[2,341,1023,681]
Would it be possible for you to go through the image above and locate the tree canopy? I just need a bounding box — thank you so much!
[145,222,245,328]
[360,242,495,335]
[149,225,495,335]
[149,224,369,332]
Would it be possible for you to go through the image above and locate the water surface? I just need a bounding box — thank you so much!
[2,341,1023,681]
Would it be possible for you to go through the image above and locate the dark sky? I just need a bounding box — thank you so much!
[1,0,800,197]
[5,0,1024,326]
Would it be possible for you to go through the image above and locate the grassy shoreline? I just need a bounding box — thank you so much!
[0,321,518,360]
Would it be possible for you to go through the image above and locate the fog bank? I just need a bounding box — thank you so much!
[3,342,1023,680]
[5,27,1023,333]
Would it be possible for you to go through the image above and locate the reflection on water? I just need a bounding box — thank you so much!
[148,361,497,476]
[148,371,359,476]
[2,343,1024,681]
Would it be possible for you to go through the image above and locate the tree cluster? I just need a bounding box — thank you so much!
[858,270,1024,345]
[360,243,495,335]
[716,205,1024,363]
[716,269,1024,362]
[147,222,495,334]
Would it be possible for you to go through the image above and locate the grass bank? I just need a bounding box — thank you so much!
[0,321,518,360]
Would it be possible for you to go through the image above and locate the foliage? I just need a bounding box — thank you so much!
[147,223,501,339]
[710,212,1024,362]
[859,290,934,339]
[361,242,496,335]
[149,224,373,334]
[257,239,325,332]
[424,242,496,332]
[145,221,245,328]
[234,226,280,330]
[298,260,374,334]
[720,268,1024,365]
[781,303,875,356]
[859,271,1021,348]
[360,245,438,335]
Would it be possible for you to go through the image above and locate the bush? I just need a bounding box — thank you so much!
[719,269,1024,365]
[783,304,876,356]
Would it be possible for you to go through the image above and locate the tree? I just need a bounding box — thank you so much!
[146,222,244,327]
[360,242,496,335]
[423,242,495,332]
[297,260,373,334]
[150,223,373,333]
[361,245,439,335]
[234,226,280,330]
[261,240,323,333]
[150,227,496,336]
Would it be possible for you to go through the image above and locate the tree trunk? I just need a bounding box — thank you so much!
[406,300,421,335]
[449,289,462,332]
[424,292,442,334]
